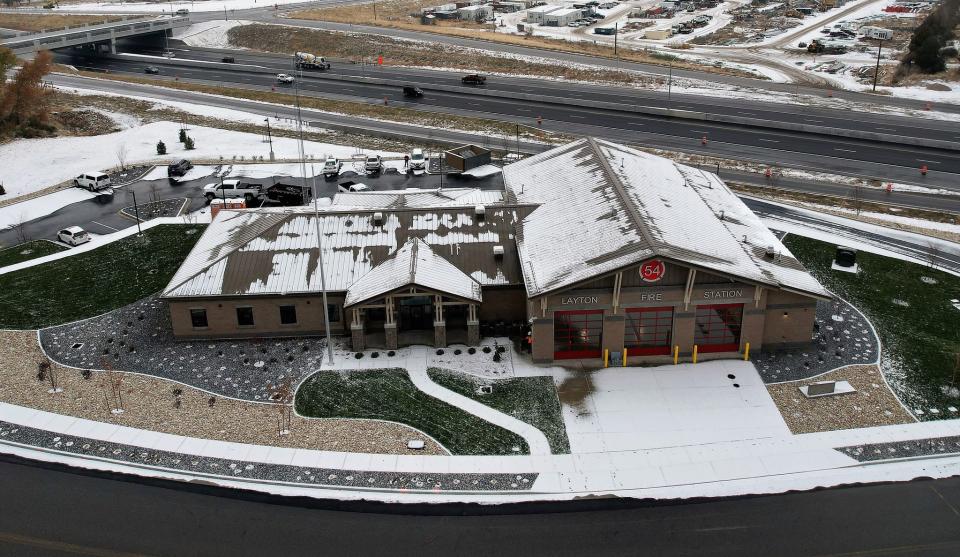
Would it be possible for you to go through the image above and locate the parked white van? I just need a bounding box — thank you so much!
[74,172,112,191]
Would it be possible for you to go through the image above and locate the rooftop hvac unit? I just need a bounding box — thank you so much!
[493,245,504,259]
[764,245,775,259]
[373,211,384,225]
[475,205,486,220]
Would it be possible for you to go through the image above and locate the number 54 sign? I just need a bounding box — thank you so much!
[640,260,665,283]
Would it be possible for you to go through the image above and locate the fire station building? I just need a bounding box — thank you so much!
[162,138,830,363]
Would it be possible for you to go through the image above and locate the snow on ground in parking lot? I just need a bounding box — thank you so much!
[0,189,97,231]
[0,121,402,200]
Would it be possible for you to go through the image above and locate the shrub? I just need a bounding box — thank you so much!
[436,349,444,355]
[468,347,476,355]
[178,128,187,143]
[184,136,195,150]
[492,350,502,362]
[156,140,166,155]
[454,349,462,355]
[355,352,364,359]
[482,346,491,354]
[80,369,92,380]
[387,350,396,357]
[371,351,379,358]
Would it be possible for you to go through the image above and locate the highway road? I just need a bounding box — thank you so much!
[114,43,960,146]
[2,455,960,556]
[53,50,960,189]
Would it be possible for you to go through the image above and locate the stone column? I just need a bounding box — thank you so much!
[673,310,695,358]
[531,317,554,364]
[351,323,365,352]
[384,322,398,350]
[433,321,446,348]
[601,314,625,358]
[467,320,480,346]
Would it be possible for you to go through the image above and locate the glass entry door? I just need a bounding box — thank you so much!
[399,296,433,331]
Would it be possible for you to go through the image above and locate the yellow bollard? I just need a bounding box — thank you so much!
[622,348,627,367]
[693,344,698,364]
[743,342,750,361]
[673,345,679,365]
[603,348,609,368]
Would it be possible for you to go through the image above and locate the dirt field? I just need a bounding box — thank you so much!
[310,0,494,31]
[0,13,125,32]
[289,5,762,78]
[228,24,657,86]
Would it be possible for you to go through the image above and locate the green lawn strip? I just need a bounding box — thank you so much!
[295,368,530,455]
[0,240,69,268]
[0,225,206,329]
[784,235,960,415]
[427,367,570,454]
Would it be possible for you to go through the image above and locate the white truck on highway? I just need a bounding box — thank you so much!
[295,52,332,70]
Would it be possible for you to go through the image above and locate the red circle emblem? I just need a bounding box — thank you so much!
[640,260,665,283]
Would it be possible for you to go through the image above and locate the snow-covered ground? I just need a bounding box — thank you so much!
[0,189,97,231]
[171,19,250,49]
[56,0,307,14]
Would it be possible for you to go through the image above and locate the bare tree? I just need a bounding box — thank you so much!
[100,357,125,414]
[39,359,61,394]
[267,378,294,437]
[116,144,128,171]
[13,212,27,244]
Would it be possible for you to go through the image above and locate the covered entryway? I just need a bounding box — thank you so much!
[554,309,603,359]
[625,306,673,356]
[399,296,434,331]
[694,303,743,353]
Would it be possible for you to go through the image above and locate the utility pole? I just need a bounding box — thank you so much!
[373,0,377,20]
[872,38,883,92]
[516,123,520,160]
[614,23,618,60]
[264,118,275,161]
[130,190,142,235]
[667,57,673,107]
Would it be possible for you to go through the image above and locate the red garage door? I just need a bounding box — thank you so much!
[554,310,603,359]
[694,304,743,353]
[625,307,673,356]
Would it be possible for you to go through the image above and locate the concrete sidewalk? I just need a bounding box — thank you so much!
[3,400,960,504]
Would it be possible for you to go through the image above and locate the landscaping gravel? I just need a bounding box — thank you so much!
[753,298,878,383]
[0,420,535,492]
[40,296,329,402]
[120,197,188,221]
[837,434,960,462]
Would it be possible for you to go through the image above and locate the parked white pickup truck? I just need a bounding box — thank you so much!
[203,179,263,201]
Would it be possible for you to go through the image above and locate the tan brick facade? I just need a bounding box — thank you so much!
[168,295,345,339]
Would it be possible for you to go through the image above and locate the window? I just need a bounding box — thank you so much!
[190,308,208,328]
[236,306,254,327]
[625,307,673,356]
[326,304,341,323]
[279,305,297,325]
[554,310,603,359]
[694,304,743,353]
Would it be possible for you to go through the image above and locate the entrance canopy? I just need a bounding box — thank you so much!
[344,238,482,308]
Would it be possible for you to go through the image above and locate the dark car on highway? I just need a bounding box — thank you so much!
[167,159,193,177]
[221,56,235,63]
[461,74,486,86]
[402,86,424,98]
[144,66,160,74]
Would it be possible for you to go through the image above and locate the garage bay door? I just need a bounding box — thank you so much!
[554,310,603,359]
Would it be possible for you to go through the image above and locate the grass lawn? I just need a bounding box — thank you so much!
[0,225,206,330]
[428,368,570,454]
[0,240,68,268]
[295,369,530,455]
[784,235,960,416]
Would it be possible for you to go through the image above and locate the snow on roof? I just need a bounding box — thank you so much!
[162,205,522,299]
[344,238,482,307]
[527,4,561,12]
[546,8,581,16]
[329,187,503,209]
[502,138,829,299]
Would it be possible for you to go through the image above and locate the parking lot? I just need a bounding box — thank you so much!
[0,162,505,249]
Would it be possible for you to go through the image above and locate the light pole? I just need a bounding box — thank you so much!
[667,57,673,107]
[264,118,275,161]
[129,190,142,235]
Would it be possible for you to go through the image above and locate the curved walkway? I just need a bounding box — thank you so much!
[402,347,553,457]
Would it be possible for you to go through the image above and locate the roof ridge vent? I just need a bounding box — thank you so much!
[493,245,504,258]
[373,211,384,225]
[475,204,486,220]
[765,245,775,259]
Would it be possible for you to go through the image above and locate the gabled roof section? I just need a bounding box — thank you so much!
[344,238,482,307]
[502,138,829,299]
[330,188,503,209]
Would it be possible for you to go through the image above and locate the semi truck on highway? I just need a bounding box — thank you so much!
[295,52,332,70]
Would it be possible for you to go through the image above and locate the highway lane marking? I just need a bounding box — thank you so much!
[690,130,710,134]
[916,159,941,164]
[758,139,779,143]
[91,221,120,231]
[834,148,857,153]
[570,115,586,119]
[806,119,823,123]
[875,127,897,132]
[517,108,531,112]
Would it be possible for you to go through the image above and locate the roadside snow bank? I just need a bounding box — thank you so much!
[171,20,250,49]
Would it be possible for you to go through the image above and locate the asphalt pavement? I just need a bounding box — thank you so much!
[53,50,960,185]
[1,455,960,556]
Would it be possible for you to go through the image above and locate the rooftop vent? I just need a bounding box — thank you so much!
[475,204,486,220]
[764,245,775,259]
[493,245,504,259]
[373,211,384,225]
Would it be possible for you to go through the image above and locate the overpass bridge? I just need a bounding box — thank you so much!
[1,16,189,56]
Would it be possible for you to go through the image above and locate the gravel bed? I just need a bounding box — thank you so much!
[0,420,534,491]
[837,435,960,462]
[120,197,188,221]
[2,330,445,455]
[766,364,915,434]
[753,298,878,383]
[40,296,330,402]
[109,165,152,186]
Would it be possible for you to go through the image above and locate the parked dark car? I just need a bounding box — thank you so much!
[266,183,312,206]
[402,85,424,98]
[167,159,193,177]
[461,74,486,86]
[221,56,235,63]
[144,66,160,74]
